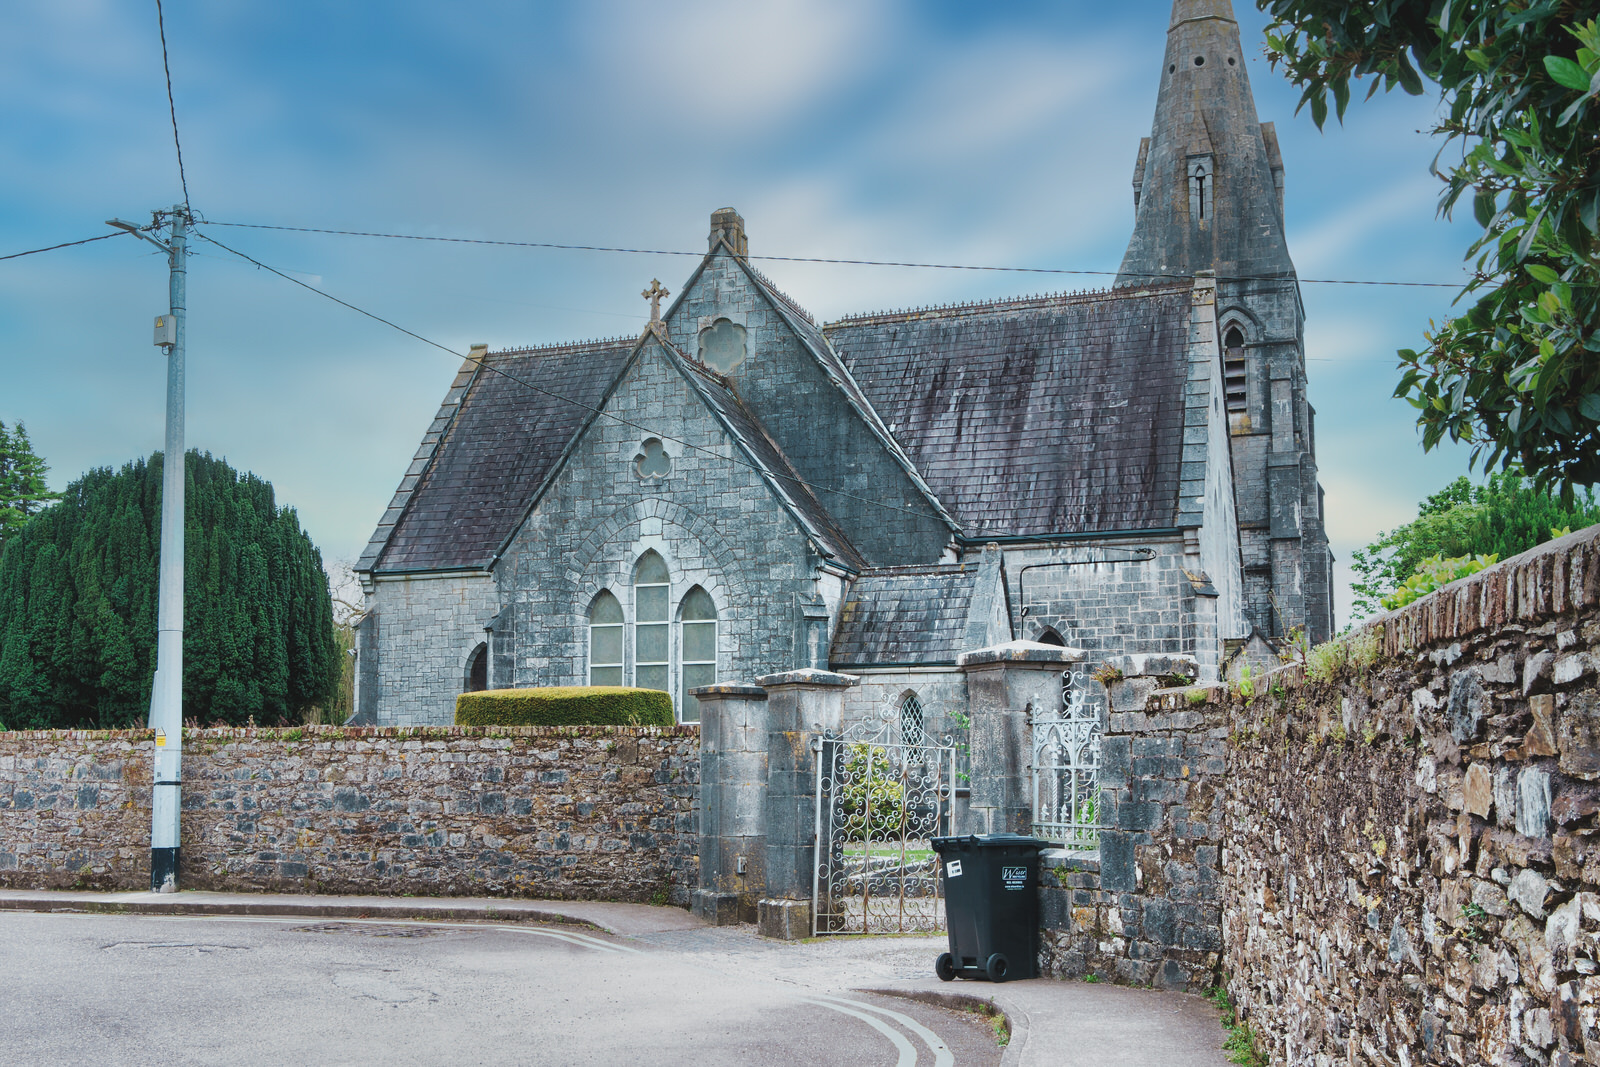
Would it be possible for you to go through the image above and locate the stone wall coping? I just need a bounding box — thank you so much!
[689,684,769,699]
[1041,850,1100,871]
[957,640,1088,669]
[753,669,860,689]
[1369,519,1600,653]
[1109,652,1200,679]
[0,723,700,743]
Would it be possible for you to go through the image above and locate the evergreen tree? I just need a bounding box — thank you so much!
[1350,473,1600,620]
[0,421,62,544]
[0,451,339,729]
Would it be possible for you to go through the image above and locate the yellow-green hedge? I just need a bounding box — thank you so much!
[454,686,674,728]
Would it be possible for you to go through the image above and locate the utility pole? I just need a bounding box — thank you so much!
[109,206,188,893]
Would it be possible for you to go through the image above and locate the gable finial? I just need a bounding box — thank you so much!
[642,279,669,323]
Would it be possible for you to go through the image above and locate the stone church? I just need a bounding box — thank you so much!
[353,0,1333,729]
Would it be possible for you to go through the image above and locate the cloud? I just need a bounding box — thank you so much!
[579,0,893,125]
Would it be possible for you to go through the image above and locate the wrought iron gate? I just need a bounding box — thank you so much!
[1032,669,1102,850]
[813,705,956,935]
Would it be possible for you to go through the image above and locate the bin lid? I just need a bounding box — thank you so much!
[931,833,1062,852]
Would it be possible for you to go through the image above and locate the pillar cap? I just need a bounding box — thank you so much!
[754,668,859,689]
[689,683,769,699]
[957,640,1088,669]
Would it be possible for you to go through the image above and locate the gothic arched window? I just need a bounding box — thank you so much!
[1037,627,1067,647]
[589,591,624,686]
[1223,325,1248,412]
[1188,156,1213,222]
[633,551,670,693]
[679,587,717,724]
[901,693,925,748]
[465,642,488,692]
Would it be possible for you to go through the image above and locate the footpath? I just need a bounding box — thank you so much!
[0,888,1230,1067]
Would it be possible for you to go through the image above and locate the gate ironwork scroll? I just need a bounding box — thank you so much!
[1032,669,1101,850]
[813,702,956,935]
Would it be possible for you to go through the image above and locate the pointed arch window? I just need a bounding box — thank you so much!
[634,551,670,693]
[901,693,926,748]
[679,587,718,724]
[1223,325,1248,412]
[1188,156,1213,222]
[589,592,624,686]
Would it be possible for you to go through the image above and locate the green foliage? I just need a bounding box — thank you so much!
[1259,2,1600,493]
[1234,664,1256,701]
[1092,661,1124,687]
[454,686,674,727]
[1187,686,1209,705]
[1350,474,1599,617]
[1381,553,1498,610]
[1206,984,1268,1067]
[0,451,338,729]
[837,742,908,843]
[0,421,61,547]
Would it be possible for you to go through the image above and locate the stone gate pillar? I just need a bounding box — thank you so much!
[690,683,769,926]
[957,641,1086,835]
[755,668,858,939]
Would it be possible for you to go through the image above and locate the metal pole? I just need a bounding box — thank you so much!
[150,205,187,893]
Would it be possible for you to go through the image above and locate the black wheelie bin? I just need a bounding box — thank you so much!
[931,833,1057,982]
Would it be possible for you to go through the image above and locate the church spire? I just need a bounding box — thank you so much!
[1117,0,1294,285]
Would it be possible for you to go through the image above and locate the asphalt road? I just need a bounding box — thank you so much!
[0,912,1004,1066]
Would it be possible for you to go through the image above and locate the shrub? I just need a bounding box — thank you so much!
[454,686,674,728]
[837,742,908,842]
[1380,553,1497,611]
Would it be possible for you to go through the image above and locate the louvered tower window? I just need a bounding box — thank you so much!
[1223,326,1248,412]
[589,591,624,686]
[634,551,670,693]
[679,587,717,724]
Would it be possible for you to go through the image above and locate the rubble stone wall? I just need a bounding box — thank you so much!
[1039,673,1229,991]
[1222,525,1600,1065]
[0,724,699,903]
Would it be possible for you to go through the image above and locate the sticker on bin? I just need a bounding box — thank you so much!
[1001,866,1028,890]
[945,860,963,878]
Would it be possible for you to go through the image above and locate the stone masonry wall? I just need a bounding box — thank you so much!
[1039,657,1228,990]
[0,724,699,904]
[367,572,499,726]
[1222,525,1600,1065]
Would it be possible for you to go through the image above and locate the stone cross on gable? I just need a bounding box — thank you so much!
[642,279,669,323]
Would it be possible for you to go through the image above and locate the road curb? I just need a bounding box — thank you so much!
[0,896,610,933]
[857,985,1029,1065]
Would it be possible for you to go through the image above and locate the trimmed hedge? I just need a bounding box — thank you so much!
[454,686,675,728]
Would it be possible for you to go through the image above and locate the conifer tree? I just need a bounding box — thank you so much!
[0,451,339,729]
[0,421,61,544]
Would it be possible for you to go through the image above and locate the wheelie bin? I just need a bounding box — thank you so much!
[931,833,1056,982]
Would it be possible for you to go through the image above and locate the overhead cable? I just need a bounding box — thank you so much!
[204,219,1467,289]
[0,233,127,262]
[154,0,192,212]
[193,228,946,529]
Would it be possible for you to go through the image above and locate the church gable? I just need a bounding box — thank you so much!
[499,333,855,693]
[660,216,954,567]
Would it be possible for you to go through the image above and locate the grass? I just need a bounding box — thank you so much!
[842,844,934,863]
[958,1000,1011,1047]
[1205,984,1267,1067]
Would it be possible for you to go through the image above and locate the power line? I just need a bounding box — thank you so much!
[205,219,1468,289]
[154,0,192,212]
[192,228,945,532]
[0,233,126,262]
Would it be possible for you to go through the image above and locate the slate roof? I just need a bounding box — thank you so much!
[367,338,634,573]
[830,564,986,667]
[822,283,1193,539]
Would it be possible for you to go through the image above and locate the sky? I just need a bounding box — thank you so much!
[0,0,1482,627]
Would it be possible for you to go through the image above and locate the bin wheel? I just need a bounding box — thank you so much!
[935,953,957,982]
[985,953,1010,983]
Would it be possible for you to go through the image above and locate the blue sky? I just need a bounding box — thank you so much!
[1,0,1479,625]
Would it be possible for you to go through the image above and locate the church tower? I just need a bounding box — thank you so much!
[1118,0,1334,643]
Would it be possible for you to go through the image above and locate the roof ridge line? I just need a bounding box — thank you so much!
[823,280,1194,328]
[494,335,637,356]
